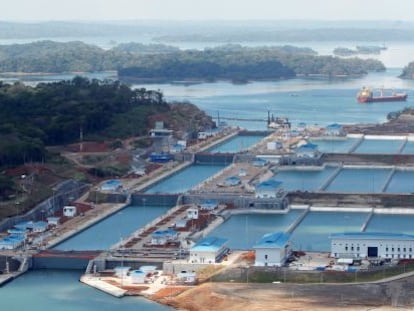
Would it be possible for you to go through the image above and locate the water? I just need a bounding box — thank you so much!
[309,138,357,153]
[325,168,391,193]
[207,135,265,153]
[290,211,368,251]
[145,164,225,194]
[385,170,414,193]
[0,270,170,311]
[365,214,414,234]
[54,205,169,251]
[354,138,404,154]
[208,210,303,249]
[135,69,414,130]
[401,141,414,154]
[273,167,337,191]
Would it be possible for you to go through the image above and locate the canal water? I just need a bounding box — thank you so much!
[145,164,226,194]
[290,211,368,252]
[325,168,391,193]
[365,214,414,235]
[54,205,170,251]
[385,170,414,193]
[354,138,404,154]
[309,138,358,153]
[273,166,337,191]
[207,135,265,153]
[207,210,303,249]
[0,270,171,311]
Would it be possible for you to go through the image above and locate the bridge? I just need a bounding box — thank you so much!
[31,250,102,270]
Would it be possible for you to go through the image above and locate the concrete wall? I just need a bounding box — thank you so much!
[0,180,89,232]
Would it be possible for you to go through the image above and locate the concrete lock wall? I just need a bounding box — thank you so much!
[0,180,89,232]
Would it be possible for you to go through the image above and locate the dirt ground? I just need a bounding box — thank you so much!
[155,276,414,311]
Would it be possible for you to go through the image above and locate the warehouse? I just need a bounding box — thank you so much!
[330,232,414,260]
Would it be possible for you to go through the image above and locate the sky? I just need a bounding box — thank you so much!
[2,0,414,22]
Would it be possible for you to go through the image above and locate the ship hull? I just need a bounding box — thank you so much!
[357,94,408,103]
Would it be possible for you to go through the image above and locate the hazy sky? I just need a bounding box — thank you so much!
[3,0,414,21]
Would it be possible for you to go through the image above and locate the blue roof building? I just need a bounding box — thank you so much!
[296,143,319,158]
[255,179,283,199]
[223,176,241,187]
[151,229,178,245]
[253,232,292,267]
[199,199,218,210]
[325,123,344,136]
[0,235,25,250]
[190,236,229,264]
[330,232,414,260]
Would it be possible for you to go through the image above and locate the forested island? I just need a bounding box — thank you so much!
[0,41,385,82]
[399,62,414,79]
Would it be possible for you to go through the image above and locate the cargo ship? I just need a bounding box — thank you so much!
[357,87,408,103]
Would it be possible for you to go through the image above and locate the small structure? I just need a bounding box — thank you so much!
[325,123,344,136]
[31,221,48,233]
[47,217,60,227]
[63,206,77,218]
[149,121,173,138]
[255,179,283,199]
[7,228,28,238]
[222,176,241,187]
[100,179,122,192]
[171,143,185,153]
[189,236,229,264]
[130,270,146,284]
[0,235,25,250]
[280,143,322,166]
[114,266,131,278]
[139,265,158,274]
[199,199,218,211]
[14,221,33,231]
[175,218,188,229]
[151,229,178,246]
[176,271,197,284]
[330,232,414,260]
[149,152,173,163]
[266,141,283,151]
[187,207,199,219]
[253,232,291,267]
[252,158,267,167]
[296,143,319,158]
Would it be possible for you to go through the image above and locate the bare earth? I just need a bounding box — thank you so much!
[156,277,414,311]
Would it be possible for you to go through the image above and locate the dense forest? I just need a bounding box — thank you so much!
[0,77,170,167]
[119,45,385,81]
[0,41,385,80]
[399,62,414,79]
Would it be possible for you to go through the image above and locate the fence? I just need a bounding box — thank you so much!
[209,264,414,284]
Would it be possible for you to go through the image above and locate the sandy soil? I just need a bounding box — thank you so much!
[154,277,414,311]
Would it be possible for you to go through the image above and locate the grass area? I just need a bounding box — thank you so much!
[211,264,414,284]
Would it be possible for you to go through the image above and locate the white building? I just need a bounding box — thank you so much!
[253,232,291,267]
[187,208,199,220]
[130,270,146,284]
[189,236,229,264]
[151,229,178,246]
[255,179,283,199]
[63,206,77,217]
[330,232,414,260]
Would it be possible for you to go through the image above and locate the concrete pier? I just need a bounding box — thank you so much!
[381,167,396,192]
[360,208,374,232]
[318,165,342,191]
[286,206,310,234]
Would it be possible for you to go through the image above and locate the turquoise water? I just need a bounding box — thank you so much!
[309,138,357,153]
[325,168,391,193]
[290,211,368,251]
[365,214,414,234]
[401,141,414,154]
[353,139,404,154]
[145,164,225,194]
[0,270,170,311]
[207,135,265,153]
[273,167,337,191]
[385,170,414,193]
[137,69,414,130]
[207,210,303,249]
[54,205,169,251]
